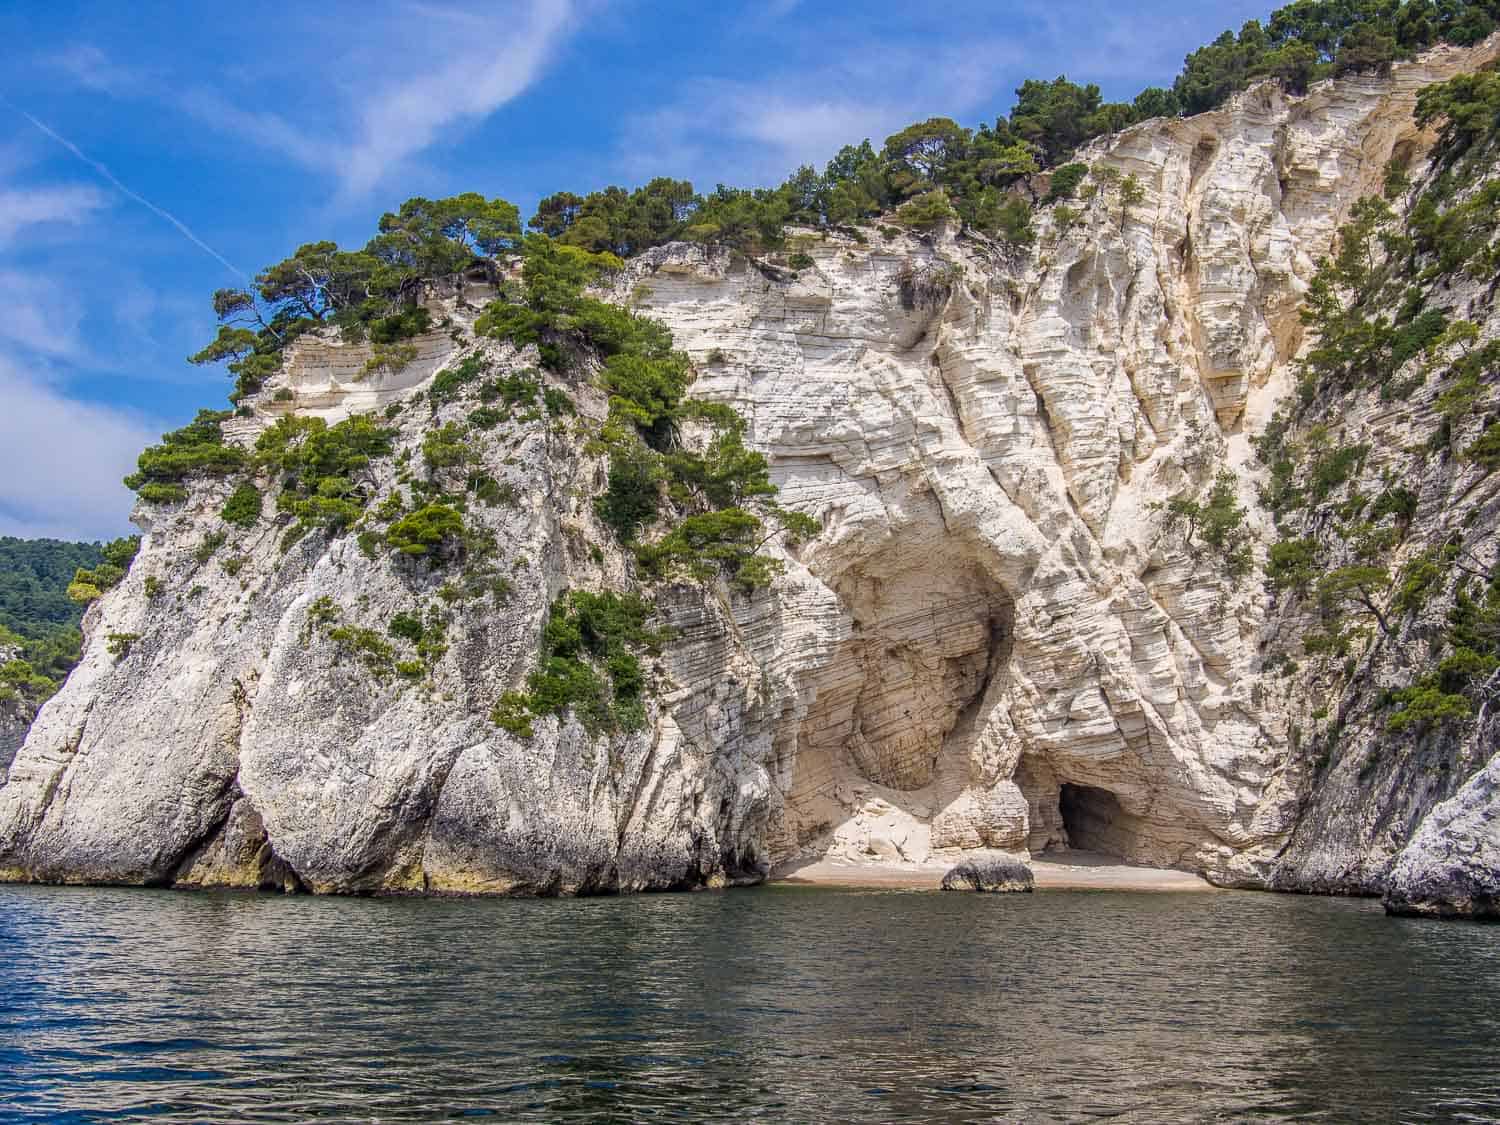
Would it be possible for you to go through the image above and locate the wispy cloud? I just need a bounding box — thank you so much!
[0,163,155,537]
[45,42,150,96]
[340,0,579,197]
[45,0,584,201]
[176,90,334,173]
[0,271,89,361]
[0,183,108,245]
[0,354,157,540]
[1,98,246,278]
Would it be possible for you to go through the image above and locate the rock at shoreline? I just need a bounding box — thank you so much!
[941,859,1034,893]
[1384,755,1500,921]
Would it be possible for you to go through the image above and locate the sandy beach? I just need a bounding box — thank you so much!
[770,849,1220,892]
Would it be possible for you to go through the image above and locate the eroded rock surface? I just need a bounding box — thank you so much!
[1385,751,1500,919]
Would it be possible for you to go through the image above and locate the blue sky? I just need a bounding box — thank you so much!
[0,0,1271,540]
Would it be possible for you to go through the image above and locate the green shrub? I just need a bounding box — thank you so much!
[125,410,245,503]
[635,508,777,591]
[422,423,470,471]
[468,405,505,430]
[429,353,488,407]
[256,414,395,535]
[326,625,396,676]
[1052,204,1081,233]
[595,439,663,542]
[388,612,425,644]
[543,387,574,417]
[221,481,262,527]
[1386,681,1472,731]
[386,504,465,558]
[279,523,309,553]
[995,197,1034,245]
[467,473,516,507]
[492,590,667,737]
[491,691,534,738]
[360,342,417,379]
[67,537,139,604]
[1316,565,1395,636]
[1308,442,1370,502]
[1388,308,1447,370]
[0,656,60,707]
[1465,421,1500,470]
[788,251,815,270]
[480,370,541,408]
[1368,485,1417,523]
[367,306,432,345]
[895,190,957,227]
[1046,163,1088,201]
[601,352,694,449]
[1155,470,1253,578]
[194,531,227,564]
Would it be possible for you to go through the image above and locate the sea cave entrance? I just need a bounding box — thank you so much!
[1058,783,1132,858]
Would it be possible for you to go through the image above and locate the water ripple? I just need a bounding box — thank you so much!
[1,885,1498,1122]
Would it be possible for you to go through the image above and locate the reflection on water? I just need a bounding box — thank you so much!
[2,884,1498,1122]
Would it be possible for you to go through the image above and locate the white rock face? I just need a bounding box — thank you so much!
[1,40,1497,900]
[1385,749,1500,918]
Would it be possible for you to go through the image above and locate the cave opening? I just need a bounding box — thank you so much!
[1058,783,1130,858]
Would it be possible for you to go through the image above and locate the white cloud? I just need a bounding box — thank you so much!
[175,90,334,173]
[45,43,148,96]
[0,356,156,540]
[339,0,577,197]
[0,171,176,540]
[0,184,108,246]
[0,271,87,360]
[49,1,584,200]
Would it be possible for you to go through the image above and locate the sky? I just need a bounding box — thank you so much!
[0,0,1273,541]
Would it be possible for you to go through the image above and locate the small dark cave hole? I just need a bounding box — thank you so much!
[1058,783,1127,857]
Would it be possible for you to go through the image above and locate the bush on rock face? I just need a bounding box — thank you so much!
[386,504,465,558]
[940,858,1035,893]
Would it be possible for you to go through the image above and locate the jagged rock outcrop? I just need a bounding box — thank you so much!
[2,39,1497,909]
[1385,753,1500,919]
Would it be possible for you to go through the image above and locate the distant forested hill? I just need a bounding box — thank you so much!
[0,537,102,639]
[1,537,105,706]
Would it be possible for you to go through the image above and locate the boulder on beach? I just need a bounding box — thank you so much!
[941,859,1034,893]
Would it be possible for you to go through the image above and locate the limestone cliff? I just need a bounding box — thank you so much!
[2,39,1497,912]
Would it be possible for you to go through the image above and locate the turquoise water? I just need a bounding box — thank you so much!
[1,884,1498,1122]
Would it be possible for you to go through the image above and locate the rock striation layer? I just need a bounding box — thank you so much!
[2,40,1498,910]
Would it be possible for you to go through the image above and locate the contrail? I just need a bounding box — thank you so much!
[1,96,247,280]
